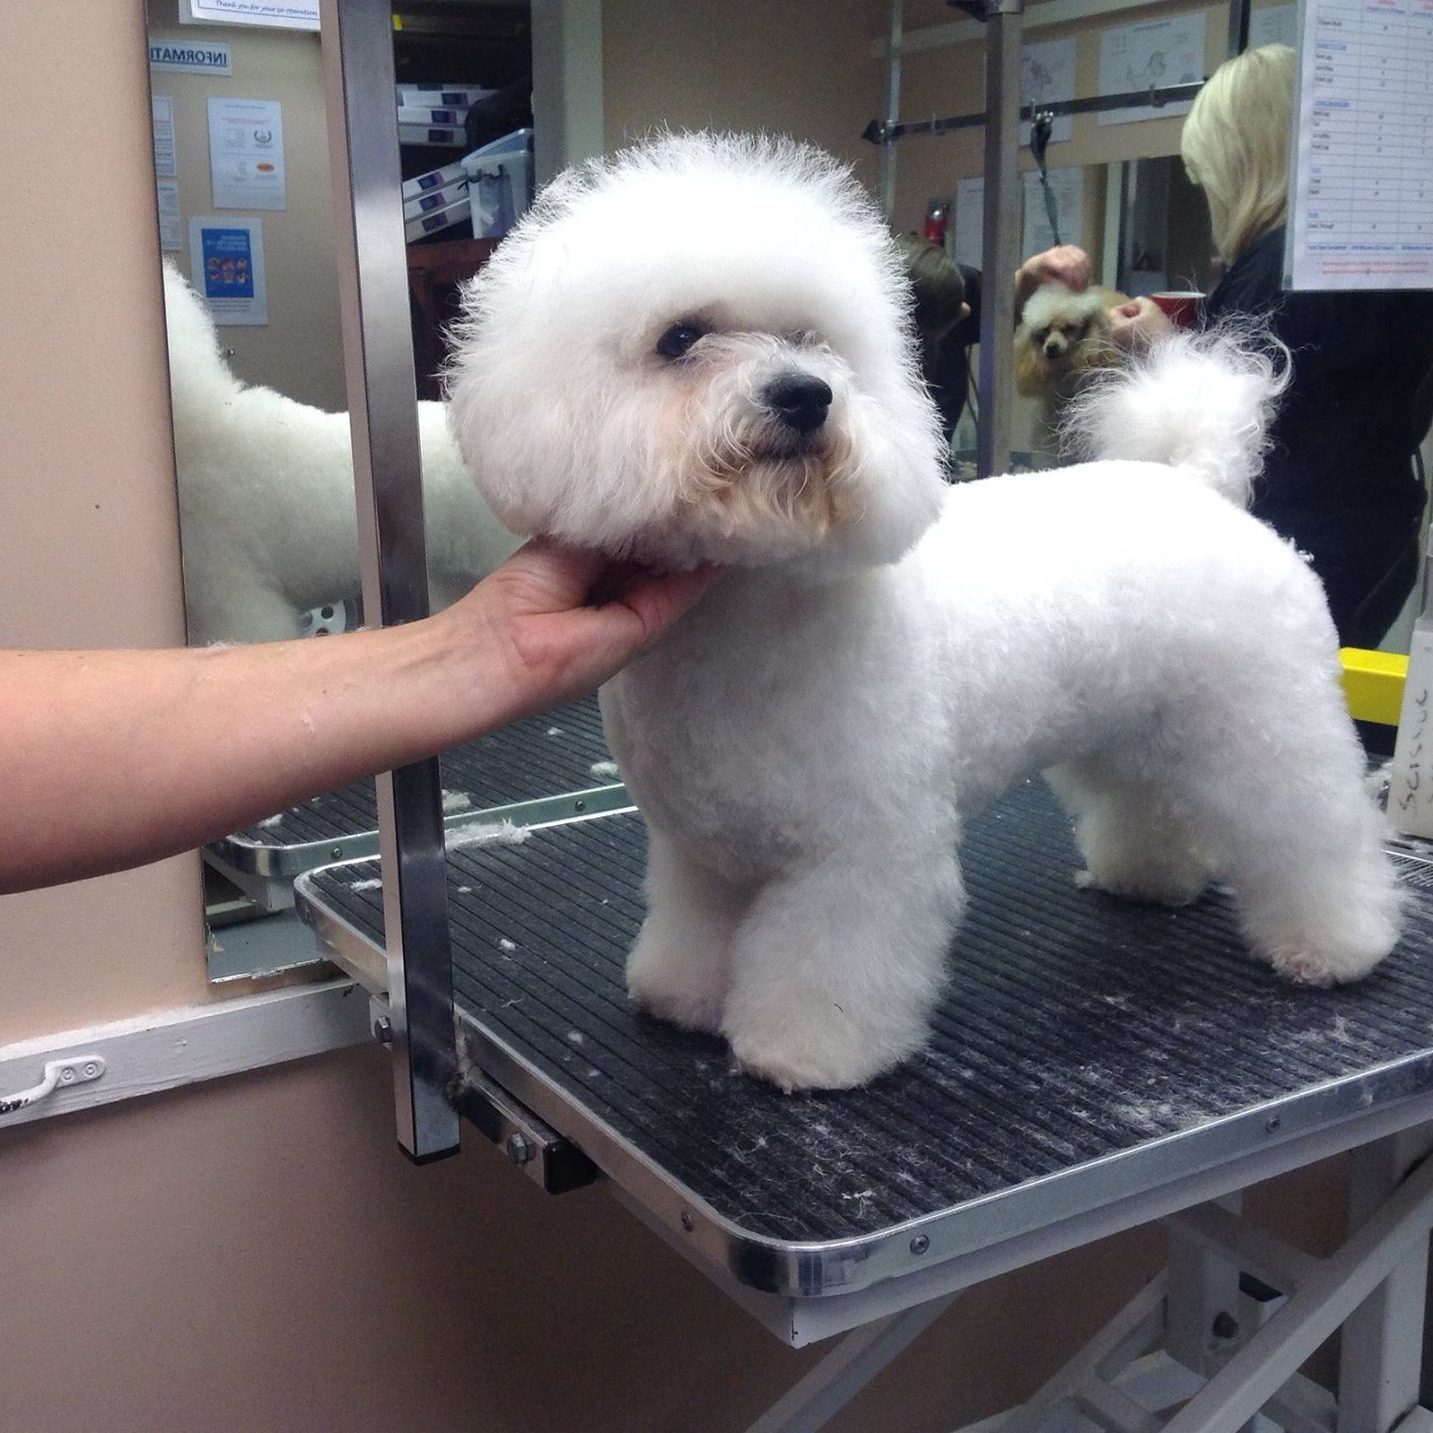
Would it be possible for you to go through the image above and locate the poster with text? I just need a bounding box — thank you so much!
[208,96,287,210]
[188,218,268,324]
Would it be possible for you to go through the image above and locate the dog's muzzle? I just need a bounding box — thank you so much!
[764,372,833,435]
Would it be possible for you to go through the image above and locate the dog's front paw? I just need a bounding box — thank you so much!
[626,937,728,1035]
[724,1005,917,1093]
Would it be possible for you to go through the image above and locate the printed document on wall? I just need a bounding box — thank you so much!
[1286,0,1433,290]
[1021,39,1076,145]
[208,97,287,211]
[1097,14,1205,124]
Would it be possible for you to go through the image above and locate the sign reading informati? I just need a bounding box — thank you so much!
[1288,0,1433,289]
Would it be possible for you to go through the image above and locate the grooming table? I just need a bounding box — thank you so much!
[205,695,620,914]
[298,775,1433,1426]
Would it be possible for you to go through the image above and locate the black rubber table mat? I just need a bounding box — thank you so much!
[229,695,611,848]
[305,779,1433,1244]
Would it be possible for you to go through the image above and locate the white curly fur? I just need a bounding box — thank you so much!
[162,262,518,644]
[447,132,1401,1092]
[1061,325,1289,505]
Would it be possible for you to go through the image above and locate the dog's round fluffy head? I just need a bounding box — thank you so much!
[445,132,948,570]
[1016,282,1116,390]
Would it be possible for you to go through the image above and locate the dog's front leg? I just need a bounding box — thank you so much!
[627,827,749,1035]
[720,847,965,1091]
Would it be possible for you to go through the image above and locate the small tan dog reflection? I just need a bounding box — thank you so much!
[1015,281,1128,454]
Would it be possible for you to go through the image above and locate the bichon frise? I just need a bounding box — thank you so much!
[446,133,1401,1092]
[162,261,517,646]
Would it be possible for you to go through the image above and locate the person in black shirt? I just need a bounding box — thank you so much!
[1111,45,1433,647]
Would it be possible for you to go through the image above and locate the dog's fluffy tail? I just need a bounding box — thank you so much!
[1060,325,1288,506]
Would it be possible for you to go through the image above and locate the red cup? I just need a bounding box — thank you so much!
[1151,291,1204,329]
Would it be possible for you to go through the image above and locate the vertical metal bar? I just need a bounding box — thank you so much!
[1227,0,1252,59]
[976,0,1023,480]
[320,0,459,1162]
[876,0,904,220]
[1166,1196,1245,1379]
[1337,1129,1433,1433]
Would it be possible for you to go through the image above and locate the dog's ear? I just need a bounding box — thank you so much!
[1013,338,1047,397]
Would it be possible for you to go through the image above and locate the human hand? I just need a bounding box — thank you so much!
[442,539,718,725]
[1015,245,1092,314]
[1108,296,1176,351]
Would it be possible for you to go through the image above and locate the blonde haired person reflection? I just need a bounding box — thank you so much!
[1112,44,1433,648]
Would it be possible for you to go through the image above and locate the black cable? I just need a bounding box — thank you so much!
[1029,108,1061,246]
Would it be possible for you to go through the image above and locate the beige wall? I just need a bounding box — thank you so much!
[147,0,346,411]
[0,2,209,1044]
[603,0,885,183]
[0,4,1353,1428]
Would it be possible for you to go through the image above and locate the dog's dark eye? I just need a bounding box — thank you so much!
[656,321,707,359]
[1033,327,1049,344]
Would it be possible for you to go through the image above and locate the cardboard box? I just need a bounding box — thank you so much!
[404,192,470,242]
[396,103,468,128]
[400,161,467,200]
[396,83,493,108]
[403,178,467,222]
[398,122,467,148]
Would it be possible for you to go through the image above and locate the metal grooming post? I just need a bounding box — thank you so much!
[876,0,904,219]
[1227,0,1252,59]
[976,0,1023,480]
[321,0,460,1162]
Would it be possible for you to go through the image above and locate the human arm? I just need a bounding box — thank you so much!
[0,542,713,894]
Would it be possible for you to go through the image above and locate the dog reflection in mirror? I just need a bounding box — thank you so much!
[1015,280,1128,457]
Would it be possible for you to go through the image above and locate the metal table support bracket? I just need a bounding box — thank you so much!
[320,0,459,1162]
[745,1131,1433,1432]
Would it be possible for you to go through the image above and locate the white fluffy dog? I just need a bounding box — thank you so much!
[162,262,517,645]
[446,133,1401,1092]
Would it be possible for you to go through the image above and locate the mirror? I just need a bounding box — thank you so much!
[147,0,531,971]
[885,2,1429,657]
[146,0,1432,978]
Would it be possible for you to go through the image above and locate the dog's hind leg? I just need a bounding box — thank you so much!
[1046,755,1213,907]
[627,826,748,1035]
[720,837,964,1091]
[1136,683,1401,987]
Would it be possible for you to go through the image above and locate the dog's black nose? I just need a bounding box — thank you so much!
[765,373,833,433]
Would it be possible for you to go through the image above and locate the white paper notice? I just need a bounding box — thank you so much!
[208,97,287,211]
[1389,622,1433,836]
[1250,3,1299,47]
[950,169,1086,269]
[1021,39,1076,145]
[1287,0,1433,290]
[1098,14,1206,125]
[953,177,985,270]
[157,182,184,251]
[152,96,177,178]
[185,0,320,30]
[189,217,268,324]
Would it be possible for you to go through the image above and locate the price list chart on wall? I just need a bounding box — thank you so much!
[1288,0,1433,289]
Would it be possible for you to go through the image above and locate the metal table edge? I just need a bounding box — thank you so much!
[213,783,633,878]
[457,1012,1433,1302]
[292,809,1433,1304]
[295,863,390,995]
